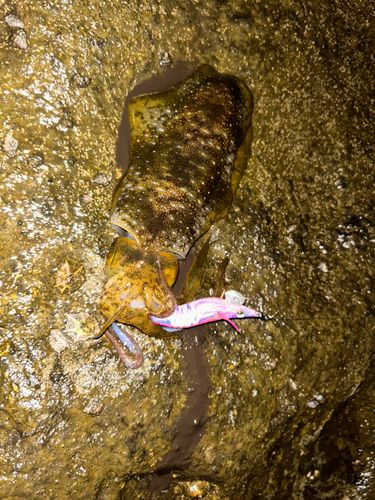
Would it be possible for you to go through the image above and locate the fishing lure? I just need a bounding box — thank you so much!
[150,297,268,332]
[105,294,267,369]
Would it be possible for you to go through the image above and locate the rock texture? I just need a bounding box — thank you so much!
[0,1,374,499]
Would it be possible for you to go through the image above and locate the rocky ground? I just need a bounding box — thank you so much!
[0,1,374,499]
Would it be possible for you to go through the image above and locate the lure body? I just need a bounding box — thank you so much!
[150,297,265,332]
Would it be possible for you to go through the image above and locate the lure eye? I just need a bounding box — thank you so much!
[236,310,245,319]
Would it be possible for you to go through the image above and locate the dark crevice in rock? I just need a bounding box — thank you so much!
[147,250,212,499]
[147,325,210,499]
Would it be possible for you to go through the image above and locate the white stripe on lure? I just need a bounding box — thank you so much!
[150,297,268,332]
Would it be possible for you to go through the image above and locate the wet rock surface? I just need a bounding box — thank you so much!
[0,1,374,499]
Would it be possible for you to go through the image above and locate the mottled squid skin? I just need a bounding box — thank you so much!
[98,65,253,345]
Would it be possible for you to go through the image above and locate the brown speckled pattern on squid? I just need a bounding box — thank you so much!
[110,65,253,258]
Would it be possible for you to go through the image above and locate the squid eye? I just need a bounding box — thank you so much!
[237,310,245,319]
